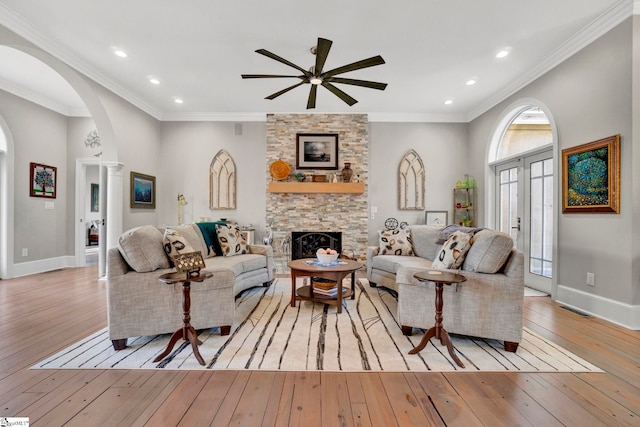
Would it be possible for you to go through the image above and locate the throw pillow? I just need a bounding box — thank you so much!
[215,223,248,256]
[431,230,472,270]
[195,221,227,257]
[118,225,170,273]
[163,228,195,260]
[463,229,514,273]
[378,228,414,256]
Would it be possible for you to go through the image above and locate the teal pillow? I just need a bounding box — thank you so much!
[196,221,227,256]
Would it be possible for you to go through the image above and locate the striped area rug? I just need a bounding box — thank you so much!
[33,278,601,372]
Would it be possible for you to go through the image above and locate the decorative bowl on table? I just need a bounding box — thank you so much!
[316,248,339,264]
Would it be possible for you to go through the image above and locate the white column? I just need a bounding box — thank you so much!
[103,162,124,277]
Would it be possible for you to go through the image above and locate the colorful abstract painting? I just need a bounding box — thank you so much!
[562,135,620,213]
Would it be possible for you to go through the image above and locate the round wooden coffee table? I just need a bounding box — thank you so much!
[409,269,467,368]
[288,258,363,313]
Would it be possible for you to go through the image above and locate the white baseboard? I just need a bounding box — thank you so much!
[11,256,76,278]
[556,285,640,330]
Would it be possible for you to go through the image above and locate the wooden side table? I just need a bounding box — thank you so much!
[409,270,467,368]
[154,271,213,366]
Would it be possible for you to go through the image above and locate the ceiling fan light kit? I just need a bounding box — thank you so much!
[242,37,387,109]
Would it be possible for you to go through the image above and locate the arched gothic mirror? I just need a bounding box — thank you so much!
[210,149,236,210]
[398,149,425,210]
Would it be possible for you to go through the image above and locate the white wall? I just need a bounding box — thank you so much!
[368,122,468,244]
[469,19,636,311]
[158,121,267,234]
[0,89,69,263]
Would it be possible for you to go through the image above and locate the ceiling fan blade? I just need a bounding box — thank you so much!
[255,49,310,76]
[322,82,358,106]
[323,55,386,78]
[328,77,388,90]
[265,81,306,100]
[314,38,332,74]
[242,74,304,79]
[307,85,318,109]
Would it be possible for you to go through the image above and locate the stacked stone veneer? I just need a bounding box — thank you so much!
[266,113,368,260]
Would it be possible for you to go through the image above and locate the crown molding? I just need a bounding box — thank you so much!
[159,111,469,123]
[1,2,635,124]
[467,0,633,122]
[0,4,162,120]
[367,112,468,123]
[0,76,90,117]
[160,112,268,122]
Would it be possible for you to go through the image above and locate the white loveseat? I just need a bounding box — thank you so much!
[367,225,524,351]
[107,223,274,350]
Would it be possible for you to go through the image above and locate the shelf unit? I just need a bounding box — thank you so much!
[268,181,365,194]
[453,187,476,226]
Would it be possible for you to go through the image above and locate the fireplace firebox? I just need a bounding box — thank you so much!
[291,232,342,260]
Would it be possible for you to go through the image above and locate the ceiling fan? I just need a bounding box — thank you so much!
[241,37,387,109]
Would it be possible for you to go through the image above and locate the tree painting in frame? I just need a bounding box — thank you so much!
[296,133,338,170]
[130,171,156,209]
[562,134,620,213]
[30,162,57,198]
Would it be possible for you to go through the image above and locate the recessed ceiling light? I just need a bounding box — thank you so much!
[496,50,509,59]
[173,98,183,104]
[114,50,127,58]
[444,99,453,105]
[466,79,477,86]
[149,77,160,85]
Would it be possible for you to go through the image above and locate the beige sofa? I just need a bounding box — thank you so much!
[367,225,524,351]
[107,224,274,350]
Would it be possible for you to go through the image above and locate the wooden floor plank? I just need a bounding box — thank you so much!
[321,372,355,427]
[358,373,399,427]
[287,372,322,427]
[177,370,238,426]
[540,372,638,425]
[28,370,127,425]
[208,370,253,426]
[411,372,482,426]
[378,372,439,426]
[229,371,281,426]
[143,370,213,426]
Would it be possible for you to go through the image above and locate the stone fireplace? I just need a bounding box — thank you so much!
[265,114,368,265]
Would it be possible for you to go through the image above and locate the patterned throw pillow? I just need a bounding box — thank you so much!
[378,228,414,256]
[431,230,472,270]
[215,223,248,256]
[163,228,195,260]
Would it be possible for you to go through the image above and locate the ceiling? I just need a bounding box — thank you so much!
[0,0,635,122]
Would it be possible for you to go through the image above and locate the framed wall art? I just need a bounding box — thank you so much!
[425,211,448,226]
[130,171,156,209]
[30,162,57,198]
[296,133,338,170]
[562,134,620,213]
[90,183,99,212]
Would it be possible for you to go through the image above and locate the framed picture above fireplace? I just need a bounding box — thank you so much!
[296,133,339,170]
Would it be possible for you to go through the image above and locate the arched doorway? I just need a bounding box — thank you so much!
[488,100,558,295]
[0,43,121,278]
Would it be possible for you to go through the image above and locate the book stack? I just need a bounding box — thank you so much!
[312,279,339,297]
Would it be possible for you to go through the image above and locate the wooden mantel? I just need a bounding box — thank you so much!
[268,181,365,194]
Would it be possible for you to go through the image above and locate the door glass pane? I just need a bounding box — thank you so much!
[498,167,518,246]
[529,158,553,278]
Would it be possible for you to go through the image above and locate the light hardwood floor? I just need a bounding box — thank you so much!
[1,265,639,426]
